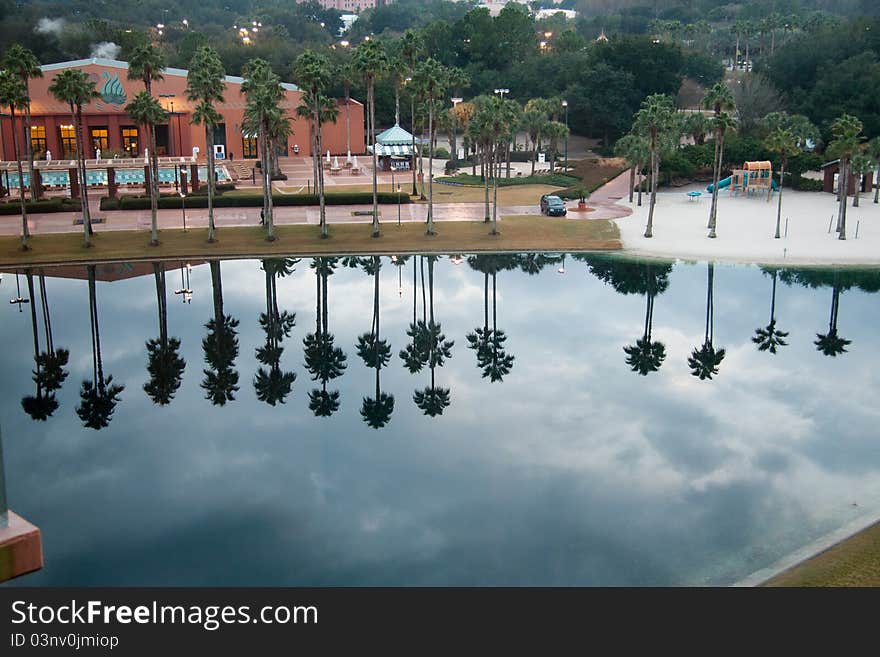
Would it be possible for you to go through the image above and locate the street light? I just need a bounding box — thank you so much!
[561,99,569,172]
[397,183,402,226]
[8,271,29,311]
[174,262,193,303]
[493,88,509,99]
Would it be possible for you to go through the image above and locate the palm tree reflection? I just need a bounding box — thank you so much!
[76,265,124,429]
[143,262,186,405]
[466,254,516,382]
[21,269,69,421]
[357,256,394,429]
[688,262,725,380]
[752,267,789,354]
[254,258,298,406]
[201,261,240,405]
[303,257,347,417]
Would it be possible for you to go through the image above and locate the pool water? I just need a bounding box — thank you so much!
[4,166,229,188]
[1,255,879,586]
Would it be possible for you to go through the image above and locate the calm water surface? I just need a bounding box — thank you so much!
[1,254,879,586]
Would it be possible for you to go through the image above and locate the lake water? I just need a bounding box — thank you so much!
[1,254,879,586]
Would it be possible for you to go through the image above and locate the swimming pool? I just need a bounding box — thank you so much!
[3,166,229,188]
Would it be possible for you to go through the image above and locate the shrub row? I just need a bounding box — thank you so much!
[0,197,82,215]
[436,172,579,188]
[100,192,410,211]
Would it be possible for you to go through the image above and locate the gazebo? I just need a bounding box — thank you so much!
[368,124,417,172]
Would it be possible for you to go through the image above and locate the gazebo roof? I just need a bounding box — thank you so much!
[376,124,415,145]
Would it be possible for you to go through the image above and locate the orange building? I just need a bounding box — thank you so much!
[0,58,364,162]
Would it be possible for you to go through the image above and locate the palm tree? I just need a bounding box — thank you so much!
[254,258,297,406]
[466,255,516,382]
[0,70,30,249]
[688,263,725,380]
[2,45,43,201]
[21,270,69,421]
[143,263,186,405]
[413,57,449,235]
[763,112,819,238]
[850,153,873,208]
[614,133,649,205]
[353,39,389,238]
[827,114,864,240]
[294,51,334,239]
[186,46,226,243]
[467,96,495,224]
[77,265,124,430]
[125,92,167,245]
[201,261,240,406]
[49,69,99,247]
[357,256,394,429]
[489,99,520,235]
[128,44,166,241]
[399,29,424,196]
[413,257,453,417]
[304,257,347,417]
[543,121,569,174]
[752,268,789,354]
[701,83,736,238]
[521,108,547,176]
[867,137,880,205]
[633,94,677,238]
[400,255,431,374]
[242,59,285,241]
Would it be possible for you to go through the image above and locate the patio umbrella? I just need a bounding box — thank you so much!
[326,150,331,163]
[351,155,358,169]
[346,150,351,164]
[333,156,339,169]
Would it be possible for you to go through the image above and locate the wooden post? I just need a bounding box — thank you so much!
[190,164,199,193]
[107,167,117,199]
[68,167,79,199]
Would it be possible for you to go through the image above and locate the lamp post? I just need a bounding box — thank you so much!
[493,88,509,100]
[397,183,402,226]
[561,99,569,172]
[451,97,463,164]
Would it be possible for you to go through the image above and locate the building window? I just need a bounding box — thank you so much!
[59,125,77,156]
[30,125,47,158]
[121,126,139,156]
[90,127,109,155]
[242,136,258,159]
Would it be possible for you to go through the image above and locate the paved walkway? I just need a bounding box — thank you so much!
[0,170,633,238]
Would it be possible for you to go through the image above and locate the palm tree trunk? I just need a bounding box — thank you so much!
[411,97,417,196]
[211,261,223,330]
[774,158,785,238]
[426,105,435,235]
[24,96,39,200]
[345,84,351,157]
[837,158,848,239]
[69,103,92,246]
[149,123,159,245]
[637,160,643,206]
[708,132,725,238]
[370,81,380,237]
[530,140,536,176]
[769,270,778,323]
[10,108,29,249]
[708,131,721,230]
[853,171,860,207]
[316,105,327,239]
[206,124,216,242]
[874,163,879,203]
[263,124,275,241]
[491,143,499,235]
[483,145,490,223]
[645,137,657,238]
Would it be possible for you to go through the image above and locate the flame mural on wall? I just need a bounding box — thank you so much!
[100,71,126,105]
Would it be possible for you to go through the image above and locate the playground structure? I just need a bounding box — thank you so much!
[707,160,777,198]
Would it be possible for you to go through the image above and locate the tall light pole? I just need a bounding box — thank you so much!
[562,99,569,172]
[493,88,509,100]
[397,183,402,226]
[451,97,463,163]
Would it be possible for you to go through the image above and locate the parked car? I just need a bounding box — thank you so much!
[540,194,567,216]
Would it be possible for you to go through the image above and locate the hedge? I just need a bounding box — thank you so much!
[436,173,579,188]
[0,198,82,215]
[792,177,823,192]
[100,192,410,211]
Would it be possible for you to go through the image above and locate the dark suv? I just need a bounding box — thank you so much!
[540,194,567,217]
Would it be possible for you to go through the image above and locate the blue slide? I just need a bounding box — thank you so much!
[706,175,778,193]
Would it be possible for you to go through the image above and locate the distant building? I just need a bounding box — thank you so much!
[295,0,387,11]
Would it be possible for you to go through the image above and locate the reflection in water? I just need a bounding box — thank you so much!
[144,263,187,405]
[76,265,124,430]
[201,261,240,406]
[752,268,789,355]
[20,270,69,421]
[688,262,725,380]
[254,259,297,406]
[403,256,454,417]
[304,257,347,417]
[466,255,516,382]
[356,256,394,429]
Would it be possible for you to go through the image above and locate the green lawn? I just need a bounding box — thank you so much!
[0,216,621,267]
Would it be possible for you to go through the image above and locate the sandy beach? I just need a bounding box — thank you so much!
[612,181,880,266]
